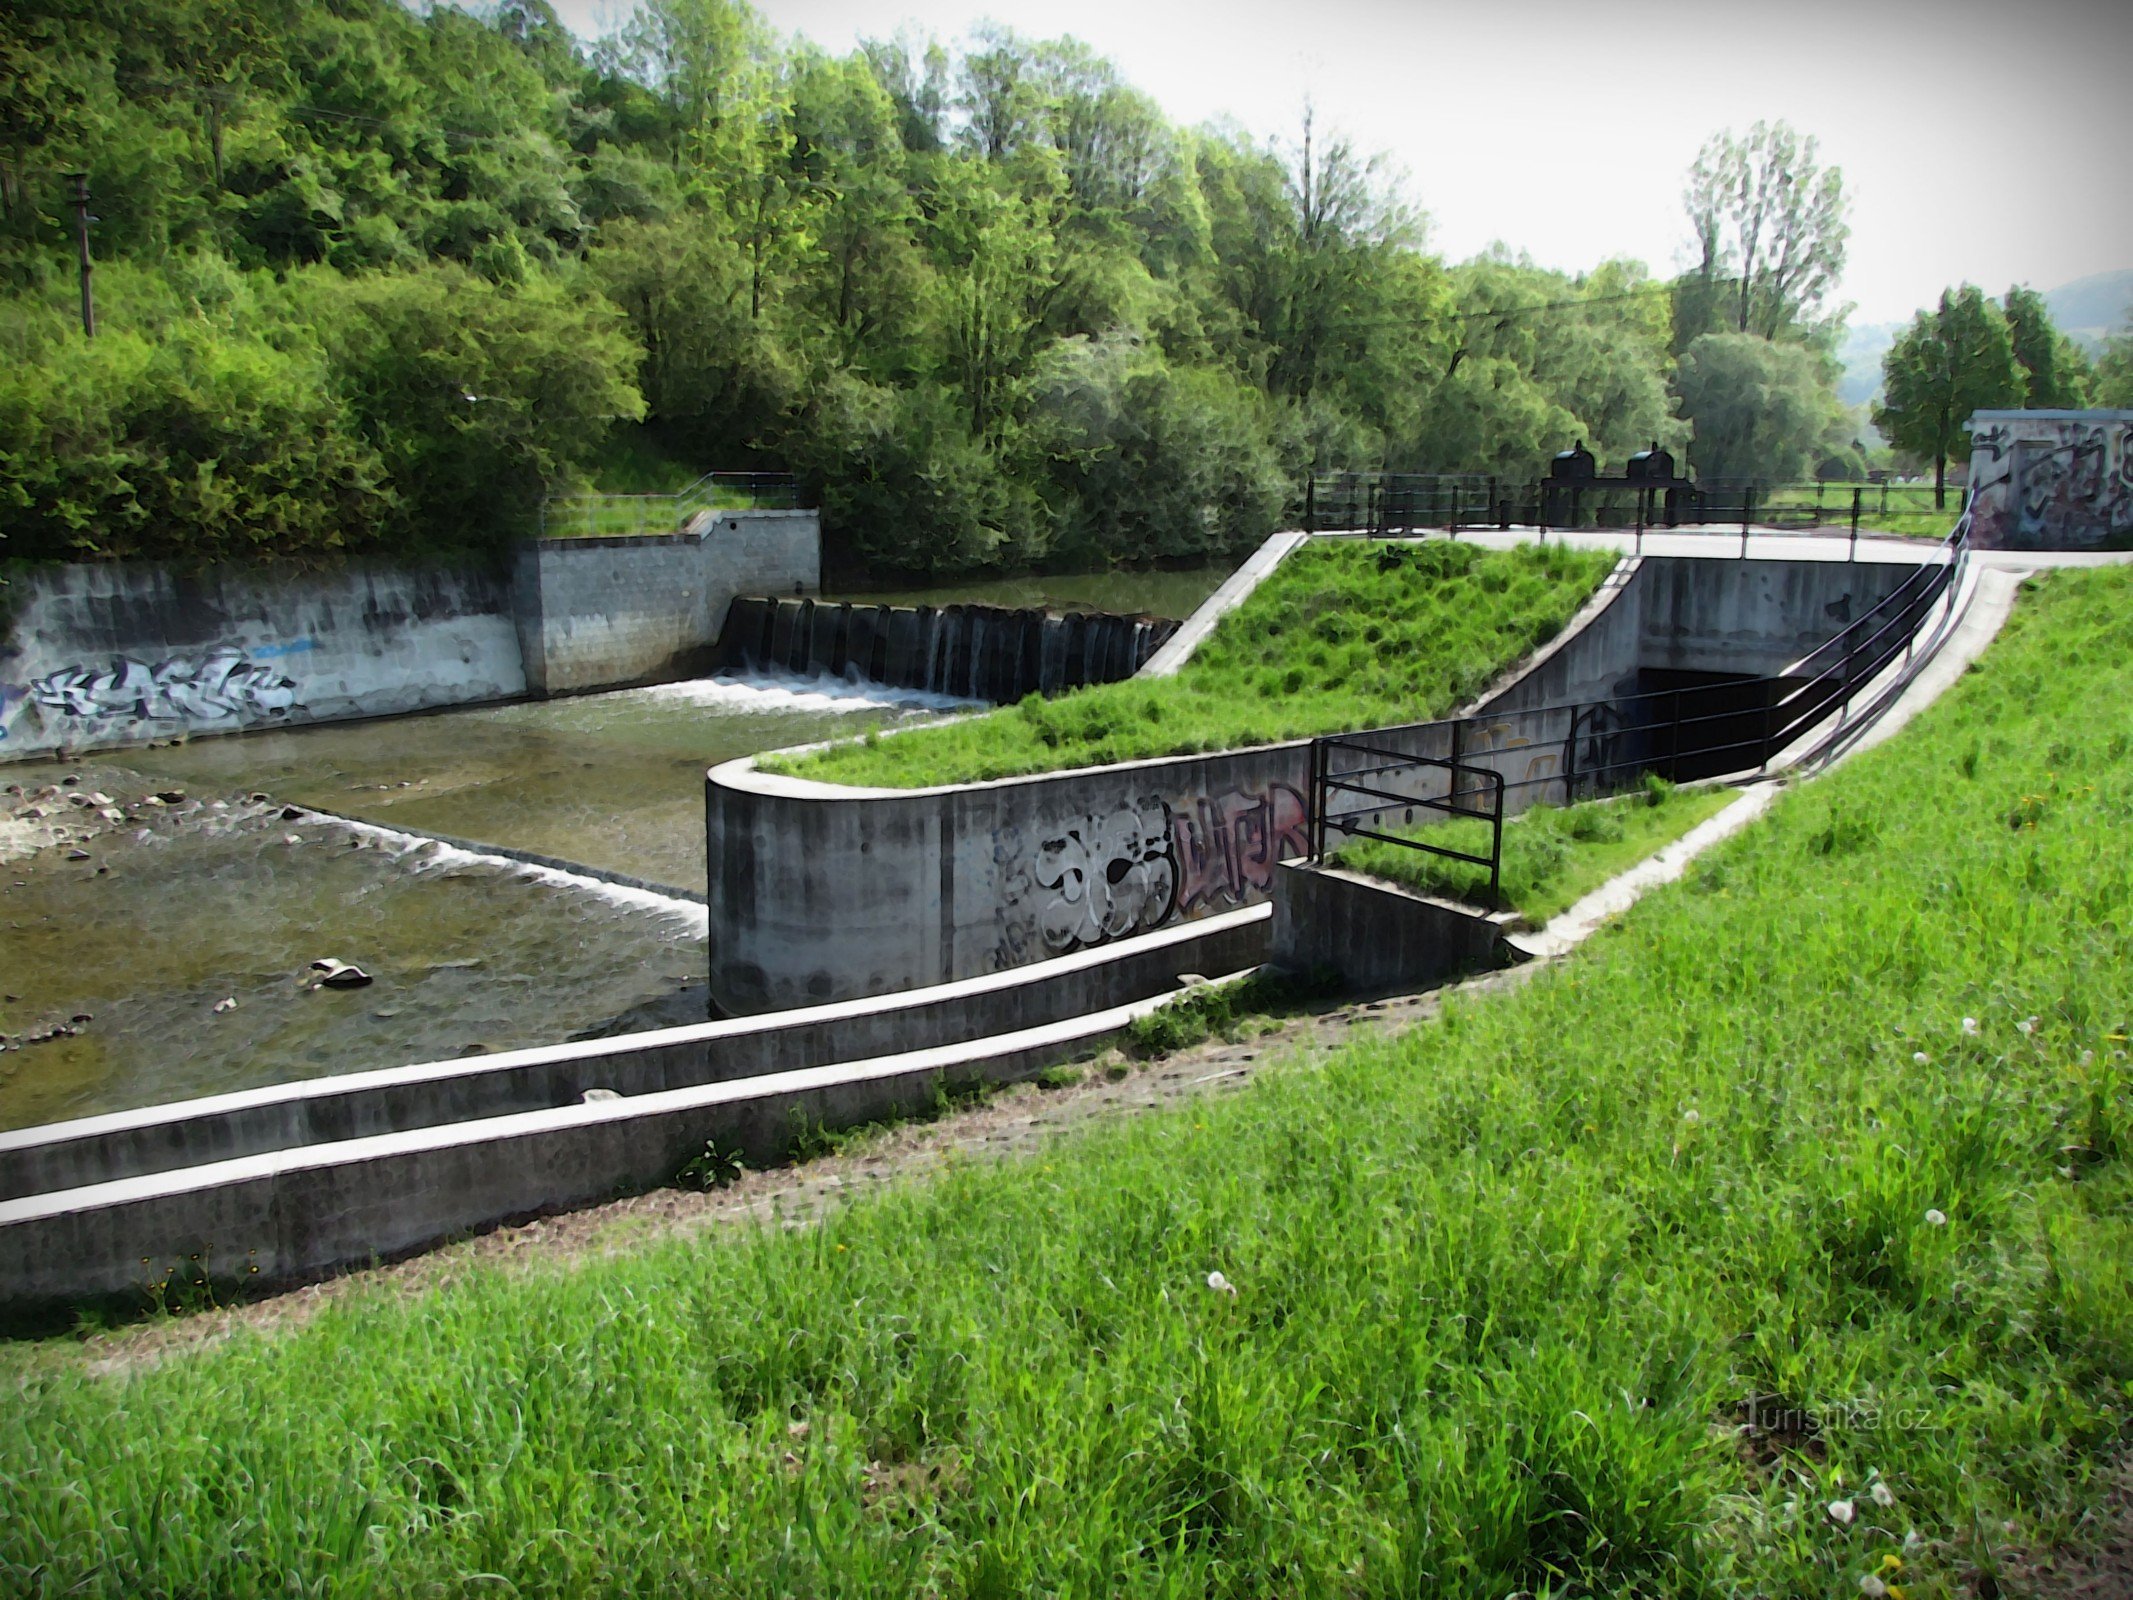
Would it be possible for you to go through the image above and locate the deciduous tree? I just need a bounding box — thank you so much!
[1874,285,2022,507]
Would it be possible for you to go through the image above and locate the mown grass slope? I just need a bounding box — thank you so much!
[4,569,2131,1597]
[774,540,1615,786]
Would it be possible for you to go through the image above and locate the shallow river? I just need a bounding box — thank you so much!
[0,566,1223,1132]
[0,675,965,1131]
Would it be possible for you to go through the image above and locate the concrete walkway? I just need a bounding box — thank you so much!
[1357,523,2133,571]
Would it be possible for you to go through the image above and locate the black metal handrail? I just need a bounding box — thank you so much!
[1307,513,1971,888]
[1309,738,1505,903]
[1303,472,1965,555]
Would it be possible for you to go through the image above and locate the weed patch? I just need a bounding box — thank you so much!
[1333,776,1736,924]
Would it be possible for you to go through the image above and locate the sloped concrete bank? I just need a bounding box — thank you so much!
[0,905,1266,1201]
[0,1000,1176,1322]
[705,549,1922,1014]
[0,908,1266,1318]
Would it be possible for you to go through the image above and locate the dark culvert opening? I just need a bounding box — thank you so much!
[1626,668,1818,783]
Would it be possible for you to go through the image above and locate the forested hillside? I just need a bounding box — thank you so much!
[2,0,1853,574]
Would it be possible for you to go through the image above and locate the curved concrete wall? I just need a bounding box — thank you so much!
[705,549,1927,1015]
[704,549,1642,1013]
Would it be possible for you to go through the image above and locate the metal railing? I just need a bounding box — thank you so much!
[539,471,804,539]
[1309,740,1505,903]
[1303,473,1965,556]
[1307,511,1972,888]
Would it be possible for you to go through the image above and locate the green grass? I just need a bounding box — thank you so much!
[1333,776,1738,925]
[5,568,2133,1596]
[1760,484,1964,541]
[774,541,1617,786]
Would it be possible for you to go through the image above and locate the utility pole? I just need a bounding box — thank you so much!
[68,173,94,338]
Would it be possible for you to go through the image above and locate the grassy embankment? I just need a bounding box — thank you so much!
[771,540,1617,786]
[4,568,2132,1595]
[1333,777,1738,925]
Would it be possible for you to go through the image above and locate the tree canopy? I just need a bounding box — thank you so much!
[1874,285,2022,507]
[0,0,1871,574]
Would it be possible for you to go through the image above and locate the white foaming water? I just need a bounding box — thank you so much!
[632,670,984,716]
[319,814,712,936]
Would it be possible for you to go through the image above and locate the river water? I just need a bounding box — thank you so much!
[0,566,1229,1133]
[0,676,967,1131]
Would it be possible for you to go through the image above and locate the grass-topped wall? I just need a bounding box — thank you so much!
[771,541,1617,787]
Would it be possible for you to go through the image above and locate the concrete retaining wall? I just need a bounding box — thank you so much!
[513,511,819,694]
[1965,409,2133,550]
[0,561,525,759]
[706,549,1935,1013]
[0,997,1172,1323]
[1271,863,1513,993]
[0,905,1267,1199]
[0,511,823,759]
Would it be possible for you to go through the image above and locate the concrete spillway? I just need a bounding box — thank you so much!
[719,597,1178,704]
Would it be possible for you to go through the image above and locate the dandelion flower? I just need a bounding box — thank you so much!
[1829,1498,1856,1526]
[1924,1208,1947,1227]
[2017,1016,2038,1036]
[1682,1109,1701,1126]
[1912,1052,1930,1066]
[1962,1017,1980,1037]
[1206,1271,1237,1297]
[1872,1481,1896,1508]
[1860,1577,1887,1598]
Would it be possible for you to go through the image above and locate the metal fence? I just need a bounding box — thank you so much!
[539,471,805,539]
[1307,513,1973,890]
[1303,473,1964,549]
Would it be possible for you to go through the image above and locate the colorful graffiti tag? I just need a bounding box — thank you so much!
[1968,413,2133,550]
[1030,805,1180,953]
[27,650,301,728]
[999,778,1313,962]
[1169,781,1310,915]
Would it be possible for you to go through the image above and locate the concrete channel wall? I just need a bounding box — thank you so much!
[0,906,1267,1200]
[514,511,819,694]
[0,908,1268,1320]
[705,550,1929,1014]
[0,560,527,760]
[1,512,822,758]
[0,997,1180,1323]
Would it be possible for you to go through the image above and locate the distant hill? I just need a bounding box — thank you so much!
[1836,272,2130,415]
[2044,270,2133,349]
[1838,320,1904,410]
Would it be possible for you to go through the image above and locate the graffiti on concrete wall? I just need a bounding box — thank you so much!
[1170,781,1309,914]
[1030,803,1180,953]
[997,777,1311,961]
[1968,413,2133,550]
[25,649,301,729]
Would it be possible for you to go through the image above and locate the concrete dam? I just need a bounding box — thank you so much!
[718,597,1178,704]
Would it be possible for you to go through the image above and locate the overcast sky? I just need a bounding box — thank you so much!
[548,0,2133,328]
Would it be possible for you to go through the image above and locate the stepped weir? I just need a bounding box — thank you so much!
[718,597,1178,704]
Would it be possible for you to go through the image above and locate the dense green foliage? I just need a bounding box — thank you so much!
[1333,777,1736,924]
[6,568,2131,1594]
[1874,284,2097,508]
[774,541,1614,785]
[2,3,1867,572]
